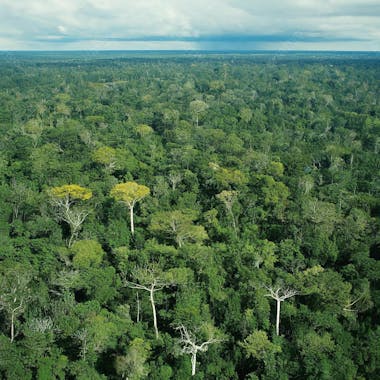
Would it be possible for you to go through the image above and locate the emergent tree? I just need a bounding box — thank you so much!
[176,324,222,376]
[48,184,92,247]
[124,265,173,339]
[265,286,298,336]
[110,181,150,235]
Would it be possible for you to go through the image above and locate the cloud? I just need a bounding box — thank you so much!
[57,25,68,34]
[0,0,379,50]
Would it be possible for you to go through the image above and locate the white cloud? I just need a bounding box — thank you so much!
[57,25,67,34]
[0,0,379,50]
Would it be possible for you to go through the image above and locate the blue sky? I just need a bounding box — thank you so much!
[0,0,379,50]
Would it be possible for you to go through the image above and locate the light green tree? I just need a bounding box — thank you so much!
[135,124,154,137]
[71,240,105,269]
[240,330,281,359]
[216,190,239,234]
[149,210,208,248]
[114,338,151,380]
[74,309,120,362]
[190,100,208,127]
[239,107,253,125]
[21,119,44,148]
[92,146,117,173]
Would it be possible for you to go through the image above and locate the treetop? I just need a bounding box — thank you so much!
[49,184,92,201]
[110,181,150,205]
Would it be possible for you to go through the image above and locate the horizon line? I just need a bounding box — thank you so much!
[0,49,379,53]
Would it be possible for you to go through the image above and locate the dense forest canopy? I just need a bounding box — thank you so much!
[0,51,379,379]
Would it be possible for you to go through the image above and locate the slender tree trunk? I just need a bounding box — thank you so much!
[229,209,237,235]
[10,311,15,343]
[130,205,134,235]
[68,230,76,248]
[12,206,19,222]
[150,287,159,338]
[136,292,140,322]
[82,338,87,360]
[276,299,281,336]
[191,352,197,376]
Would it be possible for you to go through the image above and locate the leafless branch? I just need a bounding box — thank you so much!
[264,285,298,301]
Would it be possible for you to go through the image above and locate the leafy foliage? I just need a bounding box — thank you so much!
[0,51,378,379]
[49,184,92,201]
[110,182,150,206]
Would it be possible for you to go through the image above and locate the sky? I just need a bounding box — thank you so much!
[0,0,379,51]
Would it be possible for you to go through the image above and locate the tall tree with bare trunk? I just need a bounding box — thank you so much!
[176,324,222,376]
[265,286,298,336]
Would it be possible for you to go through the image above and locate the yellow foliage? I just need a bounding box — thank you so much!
[49,184,92,201]
[110,182,150,205]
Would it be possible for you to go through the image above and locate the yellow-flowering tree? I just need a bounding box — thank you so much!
[48,184,92,247]
[110,182,150,235]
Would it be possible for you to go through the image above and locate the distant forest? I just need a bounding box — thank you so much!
[0,52,379,379]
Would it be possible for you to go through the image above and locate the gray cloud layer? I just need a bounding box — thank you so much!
[0,0,379,50]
